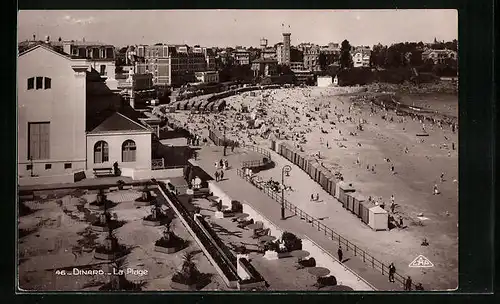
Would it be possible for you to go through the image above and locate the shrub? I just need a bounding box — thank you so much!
[282,231,302,252]
[317,275,337,286]
[155,233,186,248]
[231,200,243,213]
[171,251,201,285]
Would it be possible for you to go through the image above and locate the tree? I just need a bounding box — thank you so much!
[409,50,423,67]
[318,53,327,71]
[339,40,353,70]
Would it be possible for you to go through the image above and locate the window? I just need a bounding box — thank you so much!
[45,164,52,170]
[28,122,50,160]
[36,77,43,89]
[100,65,106,76]
[122,140,136,162]
[64,163,72,169]
[44,77,51,89]
[27,77,34,90]
[94,141,109,163]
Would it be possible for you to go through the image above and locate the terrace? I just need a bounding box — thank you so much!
[18,185,228,291]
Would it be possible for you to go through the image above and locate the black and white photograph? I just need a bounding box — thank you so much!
[17,9,458,292]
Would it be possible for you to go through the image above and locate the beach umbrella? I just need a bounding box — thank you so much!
[290,250,310,260]
[247,223,263,230]
[308,267,330,277]
[320,285,354,291]
[258,235,276,243]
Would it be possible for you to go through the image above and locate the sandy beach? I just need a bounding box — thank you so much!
[159,85,458,289]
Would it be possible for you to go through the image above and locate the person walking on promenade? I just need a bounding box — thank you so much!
[225,159,229,169]
[337,246,343,262]
[219,159,224,168]
[388,263,396,282]
[415,283,424,291]
[315,193,320,201]
[231,144,235,152]
[311,194,314,201]
[404,276,413,291]
[215,161,218,169]
[399,217,404,228]
[215,171,220,182]
[440,172,445,182]
[220,170,224,181]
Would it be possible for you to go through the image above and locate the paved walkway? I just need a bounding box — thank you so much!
[193,146,402,291]
[18,176,143,192]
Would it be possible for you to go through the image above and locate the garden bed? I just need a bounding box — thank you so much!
[134,200,155,207]
[94,244,129,260]
[154,235,188,254]
[142,219,162,226]
[90,220,126,231]
[170,281,198,291]
[142,214,169,226]
[88,201,118,211]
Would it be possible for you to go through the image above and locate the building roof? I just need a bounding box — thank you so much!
[64,40,111,47]
[18,42,79,59]
[88,112,150,134]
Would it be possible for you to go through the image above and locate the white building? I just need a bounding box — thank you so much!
[18,44,89,182]
[317,76,333,87]
[351,47,371,68]
[18,44,156,186]
[195,71,219,83]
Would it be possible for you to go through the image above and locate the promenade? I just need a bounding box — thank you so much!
[192,145,401,291]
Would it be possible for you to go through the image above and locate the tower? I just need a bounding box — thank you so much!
[282,25,291,66]
[260,38,268,59]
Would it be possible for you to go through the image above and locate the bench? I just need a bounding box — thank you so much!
[93,167,114,177]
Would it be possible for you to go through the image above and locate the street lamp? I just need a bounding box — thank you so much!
[281,165,292,220]
[223,125,227,156]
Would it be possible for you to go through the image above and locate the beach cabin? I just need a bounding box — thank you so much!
[368,206,389,231]
[335,181,356,204]
[359,200,375,224]
[349,193,368,219]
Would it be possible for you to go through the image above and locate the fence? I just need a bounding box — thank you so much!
[208,128,272,167]
[236,168,417,290]
[151,158,186,171]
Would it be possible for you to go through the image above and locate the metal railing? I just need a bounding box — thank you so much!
[151,158,165,170]
[236,168,418,290]
[240,144,272,159]
[208,129,272,164]
[241,159,267,169]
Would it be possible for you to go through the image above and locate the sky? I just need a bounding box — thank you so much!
[17,10,458,48]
